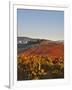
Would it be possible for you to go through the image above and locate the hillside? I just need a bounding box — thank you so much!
[17,37,64,80]
[18,38,64,59]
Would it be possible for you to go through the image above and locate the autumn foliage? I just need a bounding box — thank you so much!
[17,55,64,80]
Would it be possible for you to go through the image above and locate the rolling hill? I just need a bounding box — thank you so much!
[17,37,64,59]
[17,37,64,80]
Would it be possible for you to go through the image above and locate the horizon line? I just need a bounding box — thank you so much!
[17,36,64,41]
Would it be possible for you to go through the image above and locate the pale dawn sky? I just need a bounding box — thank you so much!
[17,9,64,41]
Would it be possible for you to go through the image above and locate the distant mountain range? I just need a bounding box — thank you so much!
[17,37,64,44]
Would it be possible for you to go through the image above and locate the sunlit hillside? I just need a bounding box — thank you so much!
[17,37,64,80]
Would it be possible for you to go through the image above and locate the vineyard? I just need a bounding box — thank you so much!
[17,55,64,80]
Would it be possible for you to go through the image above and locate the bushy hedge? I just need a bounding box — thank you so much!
[17,55,64,80]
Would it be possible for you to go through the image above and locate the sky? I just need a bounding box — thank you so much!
[17,9,64,41]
